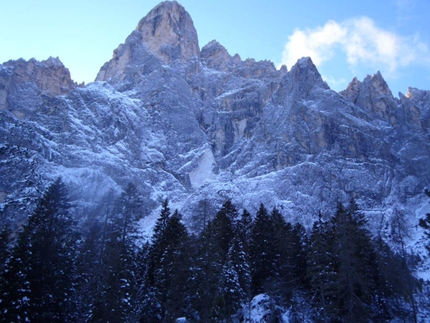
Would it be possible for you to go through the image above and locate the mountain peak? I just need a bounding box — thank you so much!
[341,71,394,101]
[341,71,398,124]
[287,57,329,90]
[340,77,362,104]
[96,1,199,83]
[364,71,393,98]
[201,40,235,71]
[135,0,199,63]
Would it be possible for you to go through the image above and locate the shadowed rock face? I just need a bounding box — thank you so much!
[1,1,430,238]
[340,71,398,125]
[0,57,75,115]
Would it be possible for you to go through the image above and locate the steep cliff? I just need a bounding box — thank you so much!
[1,1,429,246]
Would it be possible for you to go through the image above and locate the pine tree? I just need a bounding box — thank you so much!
[374,232,421,322]
[190,219,223,322]
[189,198,216,233]
[75,190,118,322]
[390,208,418,323]
[307,212,338,323]
[331,202,369,322]
[141,202,191,322]
[112,182,142,246]
[211,200,235,260]
[0,226,10,273]
[348,198,390,322]
[232,237,252,303]
[217,235,252,321]
[290,223,308,290]
[75,221,104,321]
[419,189,430,254]
[156,210,190,321]
[270,207,294,298]
[99,231,137,322]
[238,208,253,247]
[90,184,142,322]
[146,198,171,288]
[1,178,79,322]
[188,202,238,322]
[250,203,278,295]
[1,227,31,322]
[330,200,390,322]
[217,257,243,321]
[0,226,12,312]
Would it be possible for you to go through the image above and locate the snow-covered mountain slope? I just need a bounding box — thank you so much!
[1,0,429,252]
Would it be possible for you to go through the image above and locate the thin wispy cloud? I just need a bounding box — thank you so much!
[280,16,430,76]
[396,0,417,24]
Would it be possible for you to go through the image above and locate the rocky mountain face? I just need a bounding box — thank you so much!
[1,0,429,245]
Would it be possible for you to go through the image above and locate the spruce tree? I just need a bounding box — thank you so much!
[211,200,235,260]
[145,198,171,288]
[330,200,390,322]
[217,256,243,321]
[90,184,142,322]
[188,201,244,322]
[238,208,253,247]
[374,235,419,321]
[141,202,191,322]
[155,210,190,321]
[217,235,252,321]
[190,219,223,322]
[0,226,10,273]
[1,227,31,322]
[1,178,79,322]
[270,207,294,298]
[75,221,104,321]
[332,202,364,321]
[290,223,308,290]
[112,183,142,247]
[307,212,338,322]
[347,198,390,321]
[250,203,278,295]
[419,189,430,254]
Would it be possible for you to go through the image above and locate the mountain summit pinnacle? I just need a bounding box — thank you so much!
[136,1,199,62]
[96,1,199,83]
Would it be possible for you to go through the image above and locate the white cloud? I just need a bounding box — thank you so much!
[280,16,430,75]
[320,74,348,89]
[283,20,346,67]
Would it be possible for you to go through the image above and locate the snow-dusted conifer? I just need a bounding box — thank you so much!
[307,212,338,322]
[250,203,278,295]
[142,203,191,321]
[1,178,78,322]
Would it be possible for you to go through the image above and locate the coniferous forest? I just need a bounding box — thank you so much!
[0,178,426,322]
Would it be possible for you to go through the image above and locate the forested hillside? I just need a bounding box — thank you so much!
[1,179,427,322]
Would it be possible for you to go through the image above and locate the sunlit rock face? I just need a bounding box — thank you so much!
[135,0,200,63]
[0,57,75,115]
[1,1,430,240]
[96,1,199,84]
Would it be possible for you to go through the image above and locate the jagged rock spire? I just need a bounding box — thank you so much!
[135,1,199,62]
[340,71,397,124]
[288,57,328,90]
[96,1,199,83]
[201,40,237,71]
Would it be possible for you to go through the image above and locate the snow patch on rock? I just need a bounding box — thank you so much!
[189,149,216,188]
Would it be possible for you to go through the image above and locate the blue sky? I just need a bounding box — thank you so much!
[1,0,429,95]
